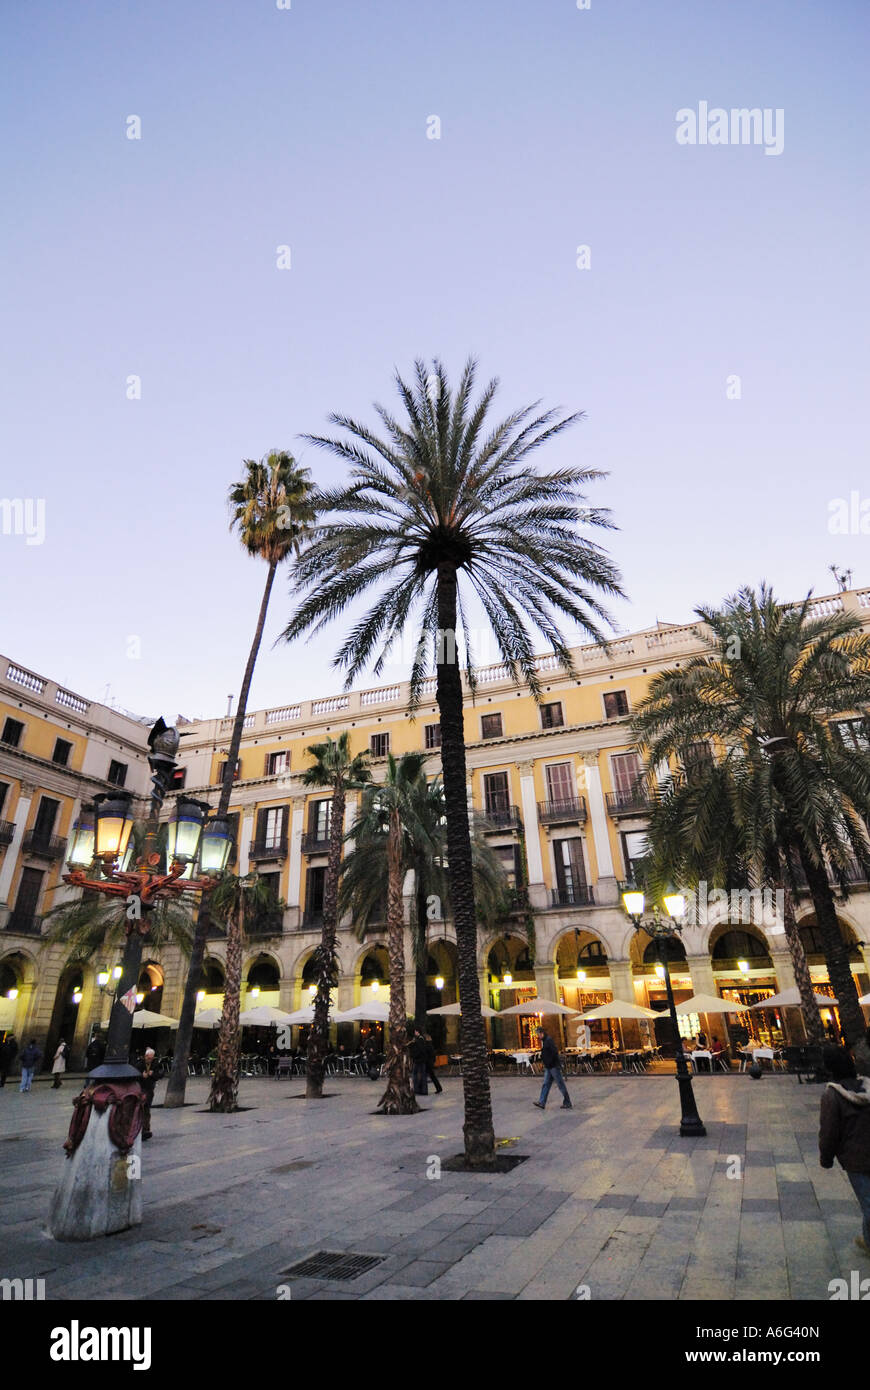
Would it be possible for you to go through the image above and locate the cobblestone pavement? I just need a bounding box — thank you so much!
[1,1072,866,1301]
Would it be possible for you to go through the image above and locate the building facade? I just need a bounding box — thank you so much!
[2,586,870,1063]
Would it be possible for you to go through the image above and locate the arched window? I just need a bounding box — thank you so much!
[643,937,687,964]
[247,957,280,990]
[712,930,772,964]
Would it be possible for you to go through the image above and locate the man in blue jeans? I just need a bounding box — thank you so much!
[18,1039,42,1092]
[533,1027,572,1110]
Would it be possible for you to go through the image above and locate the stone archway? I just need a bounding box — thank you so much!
[46,960,88,1068]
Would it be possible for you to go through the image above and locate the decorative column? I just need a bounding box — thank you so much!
[516,760,546,909]
[581,753,619,904]
[686,954,718,998]
[238,811,254,875]
[0,781,34,908]
[286,798,305,921]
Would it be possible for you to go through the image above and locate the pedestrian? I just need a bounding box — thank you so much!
[424,1033,443,1094]
[85,1034,106,1071]
[408,1029,428,1095]
[854,1026,870,1080]
[138,1047,157,1140]
[0,1034,17,1087]
[19,1039,42,1092]
[51,1040,69,1089]
[819,1046,870,1257]
[533,1026,572,1110]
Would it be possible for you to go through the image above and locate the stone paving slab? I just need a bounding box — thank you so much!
[1,1073,868,1301]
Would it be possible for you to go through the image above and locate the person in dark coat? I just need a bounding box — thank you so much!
[85,1035,106,1071]
[19,1039,42,1092]
[138,1047,158,1140]
[819,1046,870,1256]
[533,1027,572,1110]
[424,1033,443,1094]
[854,1027,870,1080]
[408,1029,429,1095]
[0,1034,17,1086]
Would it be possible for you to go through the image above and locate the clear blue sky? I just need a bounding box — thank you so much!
[1,0,867,719]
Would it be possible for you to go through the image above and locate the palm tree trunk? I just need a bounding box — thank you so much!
[414,870,428,1034]
[166,560,278,1108]
[377,810,418,1114]
[306,786,344,1098]
[779,881,824,1045]
[436,563,495,1165]
[796,847,864,1044]
[208,898,244,1111]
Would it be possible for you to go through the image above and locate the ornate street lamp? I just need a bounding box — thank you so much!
[621,886,706,1138]
[51,718,231,1243]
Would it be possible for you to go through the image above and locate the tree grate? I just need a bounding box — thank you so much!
[281,1251,386,1282]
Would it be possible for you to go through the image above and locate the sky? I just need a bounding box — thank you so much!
[1,0,868,721]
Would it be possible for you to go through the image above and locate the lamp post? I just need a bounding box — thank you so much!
[49,720,232,1241]
[622,887,706,1138]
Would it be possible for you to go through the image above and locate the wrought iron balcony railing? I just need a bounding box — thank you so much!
[480,804,523,833]
[0,820,15,847]
[550,885,596,907]
[301,831,331,855]
[249,837,288,862]
[538,797,588,826]
[22,830,66,860]
[5,912,43,935]
[605,787,652,817]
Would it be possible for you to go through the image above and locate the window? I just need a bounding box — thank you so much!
[11,866,44,928]
[107,760,128,787]
[171,767,187,791]
[1,718,24,748]
[309,798,332,840]
[216,759,240,785]
[480,713,503,739]
[553,839,587,900]
[226,812,240,868]
[266,750,290,775]
[540,701,564,730]
[257,805,287,850]
[621,830,649,881]
[682,741,713,779]
[496,844,522,889]
[0,782,9,817]
[52,738,72,767]
[370,732,390,758]
[834,719,870,753]
[603,690,629,720]
[545,762,575,805]
[483,771,510,814]
[610,751,643,797]
[305,866,326,920]
[424,723,441,750]
[32,797,60,843]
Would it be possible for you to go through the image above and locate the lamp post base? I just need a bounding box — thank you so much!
[676,1074,707,1137]
[49,1081,144,1241]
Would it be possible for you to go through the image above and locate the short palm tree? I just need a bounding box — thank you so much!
[282,358,623,1164]
[301,732,371,1099]
[340,759,510,1033]
[166,450,315,1108]
[638,761,824,1044]
[206,871,275,1112]
[633,584,870,1044]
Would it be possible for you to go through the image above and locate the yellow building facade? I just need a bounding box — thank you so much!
[2,586,870,1064]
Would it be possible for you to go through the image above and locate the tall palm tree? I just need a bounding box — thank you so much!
[300,732,371,1099]
[633,584,870,1044]
[205,871,274,1112]
[282,358,623,1164]
[637,762,824,1044]
[339,761,509,1033]
[166,450,315,1108]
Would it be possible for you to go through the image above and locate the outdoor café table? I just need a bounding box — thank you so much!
[688,1050,712,1073]
[511,1051,538,1074]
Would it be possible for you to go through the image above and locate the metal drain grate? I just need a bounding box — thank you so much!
[281,1251,386,1282]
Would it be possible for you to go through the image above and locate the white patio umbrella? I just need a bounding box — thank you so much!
[237,1004,297,1026]
[192,1008,222,1028]
[334,1001,392,1023]
[860,992,870,1006]
[100,1009,180,1029]
[749,989,839,1009]
[675,994,741,1015]
[577,999,660,1056]
[427,1002,499,1017]
[497,999,580,1016]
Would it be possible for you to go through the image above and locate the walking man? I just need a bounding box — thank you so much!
[424,1033,443,1094]
[138,1047,158,1140]
[51,1040,69,1088]
[18,1038,42,1092]
[819,1046,870,1257]
[533,1027,572,1110]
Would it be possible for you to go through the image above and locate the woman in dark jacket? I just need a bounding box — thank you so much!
[819,1047,870,1256]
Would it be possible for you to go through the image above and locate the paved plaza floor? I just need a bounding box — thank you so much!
[1,1071,867,1301]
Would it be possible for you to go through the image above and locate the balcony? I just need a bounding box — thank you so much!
[247,912,285,938]
[0,820,15,848]
[302,909,325,929]
[480,804,523,834]
[550,886,596,908]
[605,788,652,818]
[5,912,43,935]
[22,830,66,860]
[301,831,331,855]
[249,836,288,863]
[538,797,588,827]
